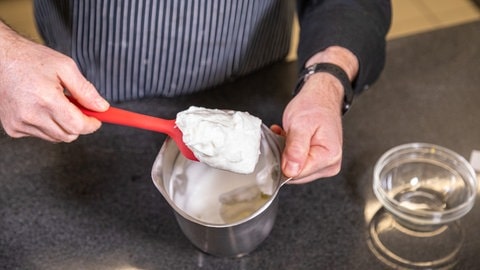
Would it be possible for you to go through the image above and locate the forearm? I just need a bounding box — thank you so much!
[0,20,17,60]
[0,20,23,47]
[0,20,32,69]
[297,0,392,92]
[0,19,13,35]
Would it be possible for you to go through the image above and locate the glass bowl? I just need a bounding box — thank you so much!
[373,143,477,228]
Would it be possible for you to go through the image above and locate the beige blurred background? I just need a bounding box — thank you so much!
[1,0,479,61]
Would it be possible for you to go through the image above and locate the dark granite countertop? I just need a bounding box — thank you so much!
[1,21,479,269]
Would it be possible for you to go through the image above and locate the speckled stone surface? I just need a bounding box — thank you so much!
[1,21,479,269]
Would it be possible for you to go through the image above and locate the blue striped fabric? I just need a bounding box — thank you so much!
[34,0,294,102]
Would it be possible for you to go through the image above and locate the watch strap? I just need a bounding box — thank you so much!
[293,63,354,115]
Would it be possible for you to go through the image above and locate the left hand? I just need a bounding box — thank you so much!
[272,72,345,184]
[274,46,358,184]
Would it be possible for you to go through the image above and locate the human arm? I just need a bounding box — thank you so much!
[0,20,109,142]
[279,0,391,183]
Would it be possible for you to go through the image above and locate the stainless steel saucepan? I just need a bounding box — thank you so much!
[151,125,290,257]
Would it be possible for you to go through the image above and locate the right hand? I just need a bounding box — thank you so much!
[0,22,109,142]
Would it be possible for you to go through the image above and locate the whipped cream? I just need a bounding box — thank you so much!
[176,106,262,174]
[169,130,279,224]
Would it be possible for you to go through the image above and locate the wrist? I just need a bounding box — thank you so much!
[305,46,359,82]
[295,46,358,115]
[294,63,354,114]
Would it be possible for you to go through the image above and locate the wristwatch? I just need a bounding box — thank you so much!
[293,63,354,115]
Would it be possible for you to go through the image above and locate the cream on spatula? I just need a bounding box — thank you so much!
[176,106,262,174]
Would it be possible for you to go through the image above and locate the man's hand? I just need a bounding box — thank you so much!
[0,21,109,142]
[276,73,344,184]
[278,46,359,184]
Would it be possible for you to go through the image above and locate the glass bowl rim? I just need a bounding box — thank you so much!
[373,142,478,225]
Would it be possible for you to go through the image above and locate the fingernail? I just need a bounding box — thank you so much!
[96,98,110,110]
[285,161,301,176]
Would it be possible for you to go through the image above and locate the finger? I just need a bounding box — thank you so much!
[17,103,100,142]
[28,111,81,142]
[53,96,102,136]
[14,130,60,142]
[269,124,286,136]
[15,122,78,143]
[286,141,342,184]
[53,113,101,137]
[19,97,98,142]
[1,103,76,142]
[32,91,102,139]
[281,128,311,178]
[58,59,109,111]
[287,162,340,184]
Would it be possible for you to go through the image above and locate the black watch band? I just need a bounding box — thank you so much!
[293,63,354,115]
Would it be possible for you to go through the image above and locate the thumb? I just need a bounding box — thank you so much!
[282,128,309,178]
[59,60,109,111]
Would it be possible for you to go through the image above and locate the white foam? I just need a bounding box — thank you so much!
[176,106,262,174]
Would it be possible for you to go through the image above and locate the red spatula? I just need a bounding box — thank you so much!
[67,96,197,161]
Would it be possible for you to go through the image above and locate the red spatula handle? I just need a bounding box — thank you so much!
[66,96,198,161]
